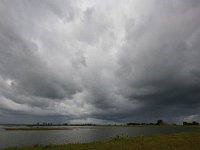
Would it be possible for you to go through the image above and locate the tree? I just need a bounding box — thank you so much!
[156,120,164,125]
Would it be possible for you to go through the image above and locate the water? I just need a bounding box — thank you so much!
[0,125,199,149]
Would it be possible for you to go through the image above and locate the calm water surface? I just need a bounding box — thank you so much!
[0,125,200,149]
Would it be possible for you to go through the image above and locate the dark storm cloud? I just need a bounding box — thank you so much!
[116,0,200,122]
[0,0,200,124]
[0,0,82,118]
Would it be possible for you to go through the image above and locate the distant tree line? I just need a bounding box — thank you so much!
[127,120,200,126]
[22,120,199,127]
[67,123,97,126]
[127,120,166,126]
[183,121,199,126]
[29,123,97,126]
[127,122,155,126]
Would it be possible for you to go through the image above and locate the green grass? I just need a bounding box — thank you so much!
[3,131,200,150]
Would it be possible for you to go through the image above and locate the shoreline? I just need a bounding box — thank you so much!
[5,127,72,131]
[3,131,200,150]
[4,125,200,130]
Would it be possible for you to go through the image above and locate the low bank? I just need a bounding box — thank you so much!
[4,131,200,150]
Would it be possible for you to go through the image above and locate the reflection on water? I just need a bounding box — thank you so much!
[0,126,199,149]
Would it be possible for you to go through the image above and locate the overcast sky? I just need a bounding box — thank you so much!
[0,0,200,124]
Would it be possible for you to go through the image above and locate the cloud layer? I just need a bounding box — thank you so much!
[0,0,200,124]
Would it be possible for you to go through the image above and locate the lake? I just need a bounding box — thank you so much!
[0,125,200,149]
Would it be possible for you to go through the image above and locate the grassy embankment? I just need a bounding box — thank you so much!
[4,131,200,150]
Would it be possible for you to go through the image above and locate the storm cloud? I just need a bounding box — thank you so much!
[0,0,200,124]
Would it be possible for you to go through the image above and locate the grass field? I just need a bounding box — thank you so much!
[3,131,200,150]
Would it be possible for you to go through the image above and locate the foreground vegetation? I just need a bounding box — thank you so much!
[4,131,200,150]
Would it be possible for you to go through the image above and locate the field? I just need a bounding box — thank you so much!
[4,131,200,150]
